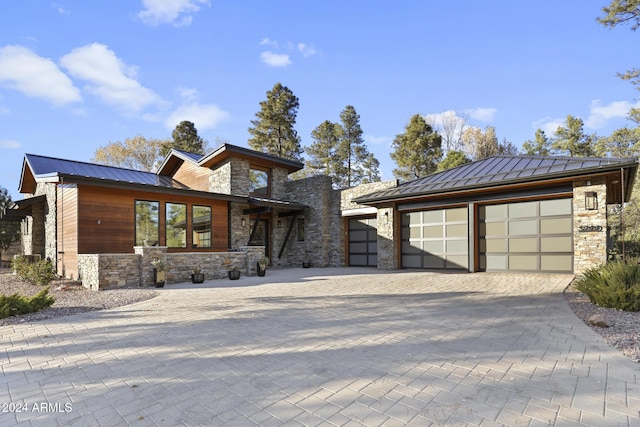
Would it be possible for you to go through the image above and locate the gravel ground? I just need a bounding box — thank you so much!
[0,269,158,326]
[1,269,638,363]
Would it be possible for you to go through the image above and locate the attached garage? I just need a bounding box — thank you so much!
[401,206,468,270]
[348,217,377,266]
[479,198,573,273]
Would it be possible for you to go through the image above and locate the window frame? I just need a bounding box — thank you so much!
[249,165,271,196]
[135,200,160,246]
[165,202,187,248]
[192,205,212,248]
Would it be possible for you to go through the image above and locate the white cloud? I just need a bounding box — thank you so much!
[60,43,162,113]
[165,103,230,130]
[177,86,198,101]
[260,51,291,67]
[297,43,316,57]
[364,134,392,147]
[137,0,209,26]
[0,139,21,149]
[465,107,497,122]
[533,117,565,136]
[0,45,81,105]
[585,98,640,129]
[259,38,278,48]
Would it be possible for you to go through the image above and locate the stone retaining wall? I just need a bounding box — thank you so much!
[78,246,266,290]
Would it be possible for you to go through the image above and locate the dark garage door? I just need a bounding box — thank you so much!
[479,198,573,272]
[348,217,377,267]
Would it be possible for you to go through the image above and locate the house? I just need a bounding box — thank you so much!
[2,145,638,289]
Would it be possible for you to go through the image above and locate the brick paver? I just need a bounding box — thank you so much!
[1,268,639,426]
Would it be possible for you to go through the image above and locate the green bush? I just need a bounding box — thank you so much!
[0,287,55,319]
[574,258,640,312]
[12,256,56,286]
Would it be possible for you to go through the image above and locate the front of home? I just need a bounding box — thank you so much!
[2,144,637,289]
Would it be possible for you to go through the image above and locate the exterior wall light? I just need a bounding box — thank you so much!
[241,218,246,227]
[585,191,598,210]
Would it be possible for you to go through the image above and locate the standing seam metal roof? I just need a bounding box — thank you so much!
[355,155,638,203]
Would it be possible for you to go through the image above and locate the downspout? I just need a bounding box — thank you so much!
[621,167,625,259]
[59,176,65,278]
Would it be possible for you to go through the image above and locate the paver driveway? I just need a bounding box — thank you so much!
[1,268,639,426]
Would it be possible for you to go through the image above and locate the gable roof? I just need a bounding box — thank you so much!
[354,155,639,204]
[157,144,304,176]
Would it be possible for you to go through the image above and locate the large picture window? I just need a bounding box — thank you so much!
[192,205,212,248]
[135,200,159,246]
[166,203,187,248]
[249,167,269,195]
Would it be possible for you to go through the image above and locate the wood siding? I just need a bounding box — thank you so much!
[75,184,229,254]
[172,161,212,192]
[57,184,78,279]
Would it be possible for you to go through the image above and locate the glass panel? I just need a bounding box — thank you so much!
[135,200,159,246]
[368,218,377,227]
[192,205,211,248]
[249,168,269,194]
[486,255,507,270]
[508,220,537,235]
[368,242,377,252]
[423,210,442,223]
[446,224,467,237]
[446,255,468,269]
[424,225,442,238]
[446,240,468,253]
[483,204,507,220]
[424,255,444,268]
[446,207,467,222]
[367,230,377,240]
[349,219,367,230]
[541,255,572,271]
[485,222,505,236]
[423,240,443,253]
[350,255,367,265]
[540,236,572,252]
[485,238,506,252]
[541,218,572,234]
[368,255,377,265]
[401,227,410,239]
[410,226,421,239]
[540,198,572,216]
[407,212,421,224]
[479,255,486,269]
[297,218,305,242]
[509,237,537,252]
[166,203,187,248]
[350,242,367,253]
[479,239,486,252]
[403,255,422,268]
[350,230,368,241]
[401,213,410,226]
[509,255,538,270]
[402,241,422,254]
[509,201,537,218]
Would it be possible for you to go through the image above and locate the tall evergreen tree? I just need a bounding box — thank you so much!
[522,129,552,156]
[167,120,206,155]
[335,105,377,188]
[551,115,596,157]
[360,152,381,184]
[436,150,471,172]
[390,114,443,181]
[306,120,339,178]
[248,82,302,161]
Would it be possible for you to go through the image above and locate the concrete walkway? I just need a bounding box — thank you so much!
[1,268,639,426]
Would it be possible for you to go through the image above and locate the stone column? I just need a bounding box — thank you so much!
[573,179,607,274]
[135,246,168,286]
[377,207,397,269]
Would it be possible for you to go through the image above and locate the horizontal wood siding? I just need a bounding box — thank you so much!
[172,161,212,192]
[76,184,229,254]
[57,184,78,279]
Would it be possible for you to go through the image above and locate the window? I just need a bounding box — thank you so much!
[249,168,269,195]
[166,203,187,248]
[297,217,305,242]
[192,205,212,248]
[135,200,159,246]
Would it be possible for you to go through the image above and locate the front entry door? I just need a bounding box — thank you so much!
[249,219,269,257]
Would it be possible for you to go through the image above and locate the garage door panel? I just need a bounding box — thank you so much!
[349,217,377,267]
[402,207,468,270]
[479,199,572,273]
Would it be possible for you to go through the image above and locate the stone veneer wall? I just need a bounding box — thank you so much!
[283,175,340,268]
[573,178,608,274]
[209,158,251,196]
[340,180,399,270]
[78,246,265,290]
[21,183,54,262]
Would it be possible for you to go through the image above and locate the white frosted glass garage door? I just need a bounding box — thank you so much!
[401,207,468,270]
[479,199,573,273]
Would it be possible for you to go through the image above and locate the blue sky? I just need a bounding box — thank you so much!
[1,1,638,200]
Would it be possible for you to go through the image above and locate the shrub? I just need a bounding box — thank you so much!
[12,257,57,286]
[574,258,640,312]
[0,287,55,319]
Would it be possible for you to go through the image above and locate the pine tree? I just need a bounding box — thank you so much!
[248,83,302,161]
[390,114,443,181]
[335,105,377,188]
[522,129,552,156]
[551,115,596,157]
[168,120,206,154]
[306,120,339,178]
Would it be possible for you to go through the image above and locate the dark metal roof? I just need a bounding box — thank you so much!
[173,149,204,162]
[25,154,189,189]
[355,155,639,204]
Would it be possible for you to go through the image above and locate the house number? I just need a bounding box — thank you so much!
[578,225,603,232]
